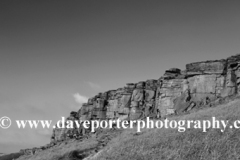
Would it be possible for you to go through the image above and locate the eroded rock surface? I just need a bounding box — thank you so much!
[49,54,240,144]
[19,54,240,157]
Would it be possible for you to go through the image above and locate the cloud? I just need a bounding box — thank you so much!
[86,82,101,90]
[73,93,88,104]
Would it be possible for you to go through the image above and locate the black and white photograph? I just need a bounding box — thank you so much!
[1,0,240,160]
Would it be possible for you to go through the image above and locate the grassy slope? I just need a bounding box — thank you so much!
[16,129,123,160]
[91,99,240,160]
[0,152,23,160]
[17,99,240,160]
[16,139,98,160]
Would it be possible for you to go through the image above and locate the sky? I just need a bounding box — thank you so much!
[1,0,240,153]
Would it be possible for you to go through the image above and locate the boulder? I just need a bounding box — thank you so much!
[115,88,125,98]
[227,53,240,69]
[167,68,181,74]
[70,111,78,118]
[107,90,116,100]
[162,68,183,79]
[87,97,95,105]
[136,81,145,89]
[97,92,108,100]
[123,83,135,94]
[145,79,158,90]
[186,60,226,75]
[125,83,136,90]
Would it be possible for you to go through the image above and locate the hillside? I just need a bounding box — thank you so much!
[14,54,240,160]
[17,96,240,160]
[92,97,240,160]
[0,152,23,160]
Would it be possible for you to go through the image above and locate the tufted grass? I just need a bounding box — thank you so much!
[0,152,23,160]
[16,139,99,160]
[16,98,240,160]
[91,99,240,160]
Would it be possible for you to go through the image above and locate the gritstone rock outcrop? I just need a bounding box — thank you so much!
[49,54,240,141]
[21,54,240,156]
